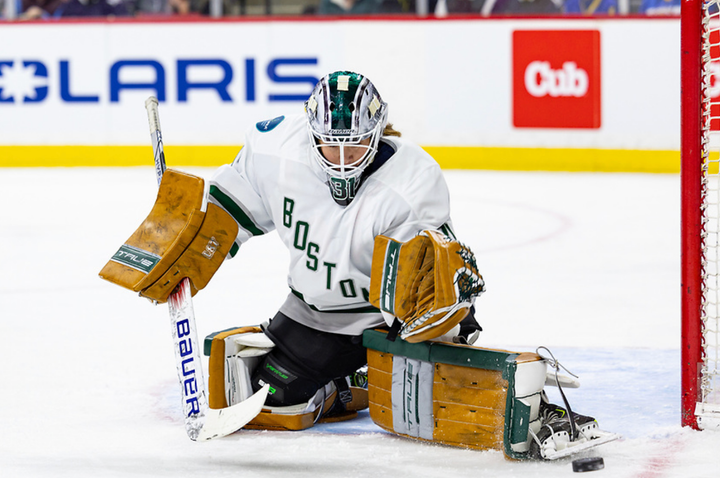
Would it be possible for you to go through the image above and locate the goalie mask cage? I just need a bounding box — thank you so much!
[682,0,720,430]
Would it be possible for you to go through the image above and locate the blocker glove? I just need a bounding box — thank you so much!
[99,169,238,303]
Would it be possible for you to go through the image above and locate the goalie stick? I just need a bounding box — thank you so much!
[144,96,269,441]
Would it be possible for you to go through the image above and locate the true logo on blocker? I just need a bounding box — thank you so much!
[513,30,601,129]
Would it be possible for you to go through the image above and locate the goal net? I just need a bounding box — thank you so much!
[682,0,720,430]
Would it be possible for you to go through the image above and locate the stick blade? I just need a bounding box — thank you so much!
[195,384,269,441]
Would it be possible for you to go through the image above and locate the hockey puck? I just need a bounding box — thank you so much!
[572,457,605,473]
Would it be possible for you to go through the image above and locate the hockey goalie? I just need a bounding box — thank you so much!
[100,70,616,459]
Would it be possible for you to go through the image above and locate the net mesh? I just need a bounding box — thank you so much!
[701,1,720,407]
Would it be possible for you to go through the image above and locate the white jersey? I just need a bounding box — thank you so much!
[208,114,454,335]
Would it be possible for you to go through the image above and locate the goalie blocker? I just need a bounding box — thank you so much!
[98,169,238,303]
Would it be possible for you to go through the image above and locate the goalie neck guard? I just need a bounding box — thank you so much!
[305,71,389,206]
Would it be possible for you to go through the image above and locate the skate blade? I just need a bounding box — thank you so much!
[542,431,620,460]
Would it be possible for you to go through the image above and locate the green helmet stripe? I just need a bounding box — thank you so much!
[327,72,365,134]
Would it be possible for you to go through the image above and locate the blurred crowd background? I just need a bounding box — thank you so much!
[0,0,681,20]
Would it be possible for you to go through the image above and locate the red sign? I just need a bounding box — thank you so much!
[513,30,601,129]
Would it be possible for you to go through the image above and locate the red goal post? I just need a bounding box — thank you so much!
[682,0,720,430]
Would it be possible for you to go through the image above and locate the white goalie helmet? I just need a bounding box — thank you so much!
[305,71,388,204]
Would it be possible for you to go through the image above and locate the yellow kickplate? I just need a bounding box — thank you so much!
[0,145,680,173]
[0,145,241,167]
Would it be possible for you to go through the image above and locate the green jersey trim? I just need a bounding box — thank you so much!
[209,185,265,237]
[290,288,380,314]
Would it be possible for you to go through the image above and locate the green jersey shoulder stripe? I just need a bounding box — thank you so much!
[209,185,265,237]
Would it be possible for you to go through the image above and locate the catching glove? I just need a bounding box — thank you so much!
[369,229,485,343]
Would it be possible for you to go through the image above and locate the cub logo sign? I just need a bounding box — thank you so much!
[513,30,601,129]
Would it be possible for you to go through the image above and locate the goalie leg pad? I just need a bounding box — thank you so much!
[205,325,270,409]
[204,325,367,432]
[364,331,618,460]
[364,329,547,458]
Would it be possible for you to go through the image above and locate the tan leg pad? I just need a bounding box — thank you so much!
[205,326,362,432]
[364,329,547,459]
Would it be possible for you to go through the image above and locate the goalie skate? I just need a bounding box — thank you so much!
[529,402,619,460]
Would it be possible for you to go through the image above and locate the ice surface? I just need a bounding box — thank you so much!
[2,167,719,477]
